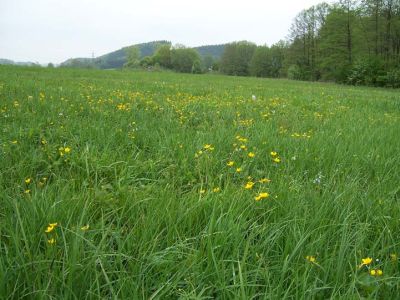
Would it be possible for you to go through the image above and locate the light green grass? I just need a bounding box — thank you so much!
[0,66,399,299]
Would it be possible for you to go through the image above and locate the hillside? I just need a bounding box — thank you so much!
[60,41,226,69]
[0,58,37,66]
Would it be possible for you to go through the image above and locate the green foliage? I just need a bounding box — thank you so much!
[123,46,141,68]
[250,46,272,77]
[347,58,385,86]
[139,56,154,68]
[220,41,256,76]
[153,45,172,68]
[170,47,201,73]
[384,69,400,88]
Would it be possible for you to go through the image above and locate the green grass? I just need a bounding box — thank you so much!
[1,65,399,299]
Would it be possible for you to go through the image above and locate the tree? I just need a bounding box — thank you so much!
[153,45,172,68]
[170,47,201,73]
[250,46,272,77]
[124,46,141,68]
[220,41,256,76]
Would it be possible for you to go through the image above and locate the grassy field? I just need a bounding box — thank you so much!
[0,66,399,299]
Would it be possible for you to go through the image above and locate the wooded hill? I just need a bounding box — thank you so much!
[60,41,226,69]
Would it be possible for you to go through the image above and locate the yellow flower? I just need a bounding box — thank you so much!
[11,140,18,144]
[227,161,235,167]
[244,181,255,190]
[81,224,90,231]
[45,222,58,233]
[25,178,31,184]
[255,192,269,201]
[273,157,281,163]
[306,255,316,263]
[213,187,220,193]
[370,269,383,276]
[200,189,206,194]
[370,269,376,276]
[248,152,255,158]
[240,145,247,150]
[390,253,397,261]
[47,238,56,245]
[64,147,71,153]
[236,167,242,173]
[24,189,31,194]
[259,178,271,183]
[204,144,214,151]
[270,151,277,157]
[360,257,373,268]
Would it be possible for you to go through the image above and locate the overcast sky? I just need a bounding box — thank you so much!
[0,0,326,64]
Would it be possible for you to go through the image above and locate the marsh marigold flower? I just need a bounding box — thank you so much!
[248,152,255,158]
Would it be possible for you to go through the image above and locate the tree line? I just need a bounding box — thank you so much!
[125,0,399,87]
[214,0,400,87]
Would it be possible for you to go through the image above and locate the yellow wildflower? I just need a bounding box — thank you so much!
[236,167,242,173]
[213,187,220,193]
[273,157,281,163]
[200,189,206,194]
[227,161,235,167]
[259,178,271,183]
[390,253,397,261]
[25,178,31,184]
[370,269,383,276]
[204,144,214,151]
[255,192,269,201]
[24,189,31,194]
[360,257,373,268]
[248,152,255,158]
[370,269,376,276]
[244,181,255,190]
[270,151,277,156]
[306,255,316,263]
[45,223,58,233]
[81,224,90,231]
[47,238,56,245]
[64,147,71,153]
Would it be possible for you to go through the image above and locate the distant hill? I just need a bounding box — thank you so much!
[60,41,227,69]
[0,58,38,66]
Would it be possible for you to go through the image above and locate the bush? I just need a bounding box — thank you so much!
[347,58,385,86]
[384,69,400,88]
[287,64,312,81]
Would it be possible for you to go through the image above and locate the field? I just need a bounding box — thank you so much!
[1,66,399,299]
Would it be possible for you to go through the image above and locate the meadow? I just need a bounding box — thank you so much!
[0,65,399,299]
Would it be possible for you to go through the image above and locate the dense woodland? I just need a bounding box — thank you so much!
[57,0,400,87]
[218,0,400,87]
